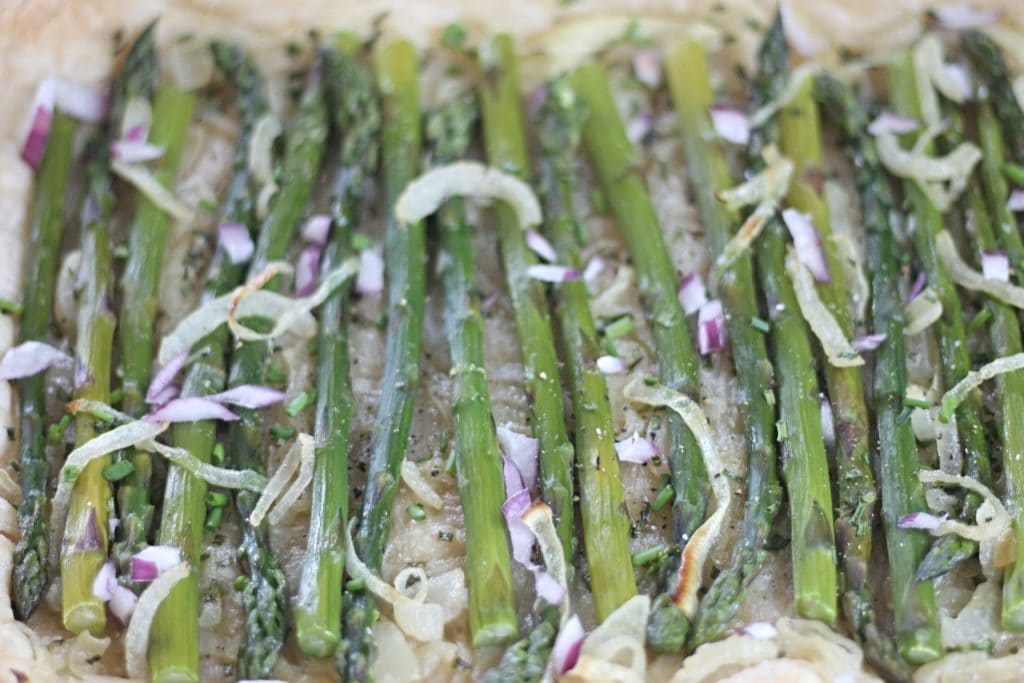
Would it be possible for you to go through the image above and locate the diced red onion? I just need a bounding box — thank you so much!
[782,208,831,283]
[502,456,525,499]
[898,511,945,530]
[741,621,778,639]
[146,351,188,405]
[147,384,179,406]
[678,271,708,315]
[527,85,548,117]
[145,397,240,423]
[355,248,385,295]
[1008,189,1024,212]
[932,3,1001,29]
[851,332,887,352]
[710,106,750,145]
[551,614,585,675]
[131,557,159,582]
[697,299,726,355]
[497,427,539,494]
[124,124,148,142]
[217,222,255,265]
[295,244,322,297]
[21,78,107,170]
[632,49,662,88]
[533,569,565,606]
[908,271,927,303]
[526,264,578,283]
[92,560,116,602]
[614,430,658,465]
[981,250,1010,282]
[111,139,164,164]
[502,488,535,565]
[109,583,138,625]
[526,229,557,262]
[131,545,182,581]
[301,214,332,245]
[820,396,835,449]
[596,355,626,375]
[20,105,53,170]
[0,341,72,380]
[208,384,287,409]
[582,257,605,283]
[867,111,920,136]
[626,112,654,144]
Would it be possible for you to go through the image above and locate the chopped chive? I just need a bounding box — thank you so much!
[967,306,993,333]
[604,315,634,340]
[346,577,367,592]
[212,442,225,466]
[206,491,229,508]
[590,187,608,214]
[64,465,81,483]
[776,419,788,442]
[112,245,129,260]
[603,338,619,357]
[233,575,249,591]
[407,504,426,521]
[102,460,135,482]
[269,424,296,440]
[0,298,22,315]
[109,387,123,406]
[904,396,931,410]
[285,391,315,417]
[439,431,449,453]
[374,313,388,329]
[48,414,73,444]
[204,505,224,532]
[750,316,770,333]
[1003,162,1024,185]
[643,376,658,387]
[651,479,675,513]
[198,197,218,214]
[441,22,468,50]
[445,447,457,475]
[632,544,668,567]
[266,361,287,385]
[351,232,373,251]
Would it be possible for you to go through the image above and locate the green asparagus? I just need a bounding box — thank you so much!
[294,35,379,658]
[148,42,269,682]
[746,15,837,625]
[338,39,426,680]
[962,30,1024,165]
[477,34,577,563]
[665,38,782,647]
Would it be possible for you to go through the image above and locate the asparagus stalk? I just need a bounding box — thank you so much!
[338,39,425,680]
[11,111,77,619]
[745,15,837,625]
[975,99,1024,630]
[779,80,876,633]
[962,30,1024,165]
[568,61,707,648]
[538,78,637,621]
[481,609,558,683]
[429,94,519,645]
[477,35,576,562]
[147,43,269,682]
[814,73,941,665]
[114,80,197,568]
[294,36,378,658]
[228,61,327,679]
[885,52,992,581]
[664,38,782,647]
[61,24,158,637]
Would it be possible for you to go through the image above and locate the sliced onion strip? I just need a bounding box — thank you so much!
[125,562,191,680]
[218,222,255,265]
[400,460,444,510]
[937,230,1024,309]
[522,501,571,620]
[939,352,1024,423]
[614,431,658,465]
[111,159,194,222]
[496,426,539,494]
[248,433,307,527]
[267,433,315,527]
[0,341,72,380]
[904,286,943,336]
[786,250,864,367]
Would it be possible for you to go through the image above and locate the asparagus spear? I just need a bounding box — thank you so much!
[664,38,782,646]
[962,30,1024,165]
[429,93,519,645]
[477,35,576,562]
[815,73,941,665]
[338,39,425,680]
[745,15,837,625]
[778,80,876,633]
[11,111,77,619]
[481,608,558,683]
[294,36,378,658]
[538,78,637,621]
[974,99,1024,631]
[147,43,269,682]
[885,52,992,581]
[61,24,158,637]
[229,61,327,679]
[114,80,197,568]
[568,61,707,648]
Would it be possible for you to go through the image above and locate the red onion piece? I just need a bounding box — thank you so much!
[533,569,565,606]
[596,355,626,375]
[632,49,662,88]
[526,264,579,283]
[124,124,148,142]
[132,545,182,581]
[217,222,255,265]
[21,78,106,169]
[626,112,654,144]
[678,271,708,315]
[92,560,116,602]
[0,341,73,380]
[741,621,778,639]
[782,208,831,283]
[898,512,944,530]
[295,244,322,297]
[697,299,726,355]
[145,396,240,423]
[867,111,920,136]
[526,229,557,262]
[908,271,927,303]
[355,248,385,295]
[502,488,535,565]
[146,351,188,405]
[208,384,287,409]
[932,3,1001,29]
[301,214,332,245]
[111,140,164,163]
[582,257,605,284]
[820,395,835,449]
[109,583,138,625]
[20,105,53,170]
[502,456,526,499]
[710,106,750,145]
[497,426,539,494]
[1008,189,1024,212]
[981,250,1010,282]
[551,614,585,675]
[614,430,658,464]
[851,332,887,352]
[147,384,179,406]
[131,557,159,582]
